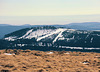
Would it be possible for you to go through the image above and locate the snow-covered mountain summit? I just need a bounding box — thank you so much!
[4,26,75,42]
[4,26,100,47]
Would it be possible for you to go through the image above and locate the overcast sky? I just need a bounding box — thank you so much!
[0,0,100,16]
[0,0,100,25]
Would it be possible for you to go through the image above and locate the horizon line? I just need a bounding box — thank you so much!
[0,21,100,26]
[0,14,100,17]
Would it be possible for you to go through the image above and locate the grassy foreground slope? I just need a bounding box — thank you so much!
[0,49,100,72]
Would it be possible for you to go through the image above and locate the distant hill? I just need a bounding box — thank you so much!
[0,24,32,38]
[66,22,100,30]
[3,26,100,48]
[0,24,12,26]
[0,22,100,39]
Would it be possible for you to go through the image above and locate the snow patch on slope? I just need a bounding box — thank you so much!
[4,28,76,43]
[5,36,17,41]
[37,28,67,42]
[53,29,67,43]
[19,29,33,39]
[19,29,55,39]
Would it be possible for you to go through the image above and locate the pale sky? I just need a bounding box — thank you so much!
[0,0,100,25]
[0,0,100,16]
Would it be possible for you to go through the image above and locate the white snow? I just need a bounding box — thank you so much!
[23,29,55,39]
[67,36,75,41]
[82,62,89,64]
[47,52,53,54]
[86,35,89,38]
[97,34,100,36]
[53,29,67,43]
[68,29,76,31]
[58,37,65,40]
[59,46,83,49]
[19,29,33,39]
[17,44,27,47]
[4,53,15,55]
[84,48,100,50]
[85,41,87,43]
[58,36,75,41]
[64,52,70,54]
[90,37,93,43]
[37,28,67,42]
[4,28,76,43]
[5,36,17,41]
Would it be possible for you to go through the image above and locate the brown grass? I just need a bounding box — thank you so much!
[0,49,100,72]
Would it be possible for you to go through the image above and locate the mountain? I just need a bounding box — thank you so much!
[0,24,56,39]
[0,24,12,26]
[0,22,100,39]
[0,24,33,39]
[2,26,100,52]
[66,22,100,30]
